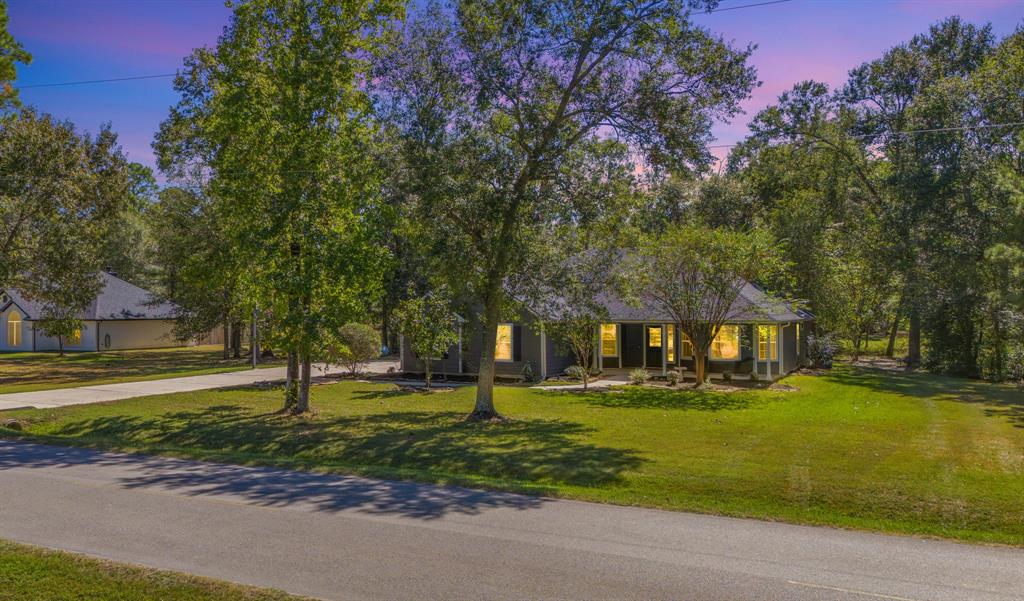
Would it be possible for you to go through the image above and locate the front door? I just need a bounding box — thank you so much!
[620,324,644,368]
[645,325,662,369]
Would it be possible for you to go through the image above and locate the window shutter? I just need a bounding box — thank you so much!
[513,324,522,362]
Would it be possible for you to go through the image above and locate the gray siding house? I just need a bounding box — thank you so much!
[401,281,813,382]
[0,272,181,352]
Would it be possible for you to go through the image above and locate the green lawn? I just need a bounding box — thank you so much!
[0,539,306,600]
[3,364,1023,545]
[0,346,280,394]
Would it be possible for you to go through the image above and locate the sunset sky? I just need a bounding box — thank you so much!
[7,0,1023,177]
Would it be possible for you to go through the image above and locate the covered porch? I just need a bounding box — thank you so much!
[592,321,801,381]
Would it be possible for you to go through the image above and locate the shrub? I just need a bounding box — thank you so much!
[333,323,381,375]
[521,361,536,383]
[807,333,838,368]
[750,370,760,382]
[722,371,732,382]
[629,368,649,385]
[666,370,680,386]
[565,365,586,382]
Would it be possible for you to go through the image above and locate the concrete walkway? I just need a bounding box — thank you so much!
[1,439,1021,601]
[0,358,400,411]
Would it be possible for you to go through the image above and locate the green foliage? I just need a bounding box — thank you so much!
[0,1,30,111]
[807,333,838,369]
[666,370,680,386]
[629,368,649,385]
[35,309,84,356]
[564,365,586,383]
[393,287,459,387]
[330,323,381,375]
[375,0,757,415]
[0,110,128,315]
[155,0,402,409]
[628,224,789,385]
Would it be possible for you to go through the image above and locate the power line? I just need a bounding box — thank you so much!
[708,0,793,13]
[16,73,177,89]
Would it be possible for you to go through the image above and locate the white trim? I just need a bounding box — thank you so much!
[778,323,786,375]
[661,324,667,375]
[539,329,547,379]
[457,324,463,374]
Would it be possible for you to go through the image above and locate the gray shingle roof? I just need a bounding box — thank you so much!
[2,272,174,321]
[528,280,811,324]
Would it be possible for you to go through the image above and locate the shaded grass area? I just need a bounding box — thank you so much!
[0,539,306,600]
[0,346,280,393]
[4,363,1023,545]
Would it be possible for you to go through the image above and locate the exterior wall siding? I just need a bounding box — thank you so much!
[0,308,32,352]
[95,320,179,351]
[33,320,100,352]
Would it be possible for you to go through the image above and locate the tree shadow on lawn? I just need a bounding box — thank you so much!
[819,364,1024,428]
[3,405,644,519]
[542,386,754,411]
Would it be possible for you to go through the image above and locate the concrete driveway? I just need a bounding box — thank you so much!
[1,439,1021,601]
[0,358,400,411]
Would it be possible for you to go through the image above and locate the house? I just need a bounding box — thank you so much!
[0,272,181,352]
[400,281,813,382]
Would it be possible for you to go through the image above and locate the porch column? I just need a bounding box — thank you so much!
[766,326,773,381]
[778,324,785,375]
[752,324,759,378]
[661,324,667,375]
[596,327,601,372]
[540,329,547,380]
[457,323,463,373]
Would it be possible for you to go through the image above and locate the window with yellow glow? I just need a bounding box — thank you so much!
[758,325,778,360]
[68,328,82,345]
[600,323,617,357]
[796,323,801,355]
[6,311,20,347]
[666,325,675,363]
[495,324,513,361]
[680,332,693,357]
[647,326,661,348]
[711,325,740,360]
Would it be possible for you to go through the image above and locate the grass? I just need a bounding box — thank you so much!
[0,346,280,394]
[0,539,306,600]
[3,364,1023,545]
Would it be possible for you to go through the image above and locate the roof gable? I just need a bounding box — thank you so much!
[1,273,175,321]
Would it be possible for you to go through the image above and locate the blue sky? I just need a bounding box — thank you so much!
[7,0,1023,177]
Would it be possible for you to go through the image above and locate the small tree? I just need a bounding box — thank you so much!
[331,323,381,376]
[393,288,459,389]
[36,308,84,357]
[630,225,788,387]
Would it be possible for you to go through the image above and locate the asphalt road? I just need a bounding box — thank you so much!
[1,439,1021,601]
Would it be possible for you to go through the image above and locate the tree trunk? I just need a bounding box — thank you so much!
[471,300,502,420]
[283,350,298,411]
[693,349,706,388]
[231,322,242,359]
[58,336,64,357]
[424,357,432,389]
[906,307,921,369]
[222,321,230,360]
[885,309,901,358]
[295,352,311,413]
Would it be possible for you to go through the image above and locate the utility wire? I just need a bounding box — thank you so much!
[17,73,177,89]
[12,0,794,90]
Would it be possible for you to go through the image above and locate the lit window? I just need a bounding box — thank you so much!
[711,325,740,360]
[796,323,801,355]
[666,325,675,363]
[69,329,82,345]
[647,326,661,348]
[680,332,693,357]
[6,310,21,347]
[758,325,778,360]
[495,323,513,361]
[600,323,617,357]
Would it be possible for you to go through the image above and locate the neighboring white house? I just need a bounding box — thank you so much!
[0,272,181,353]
